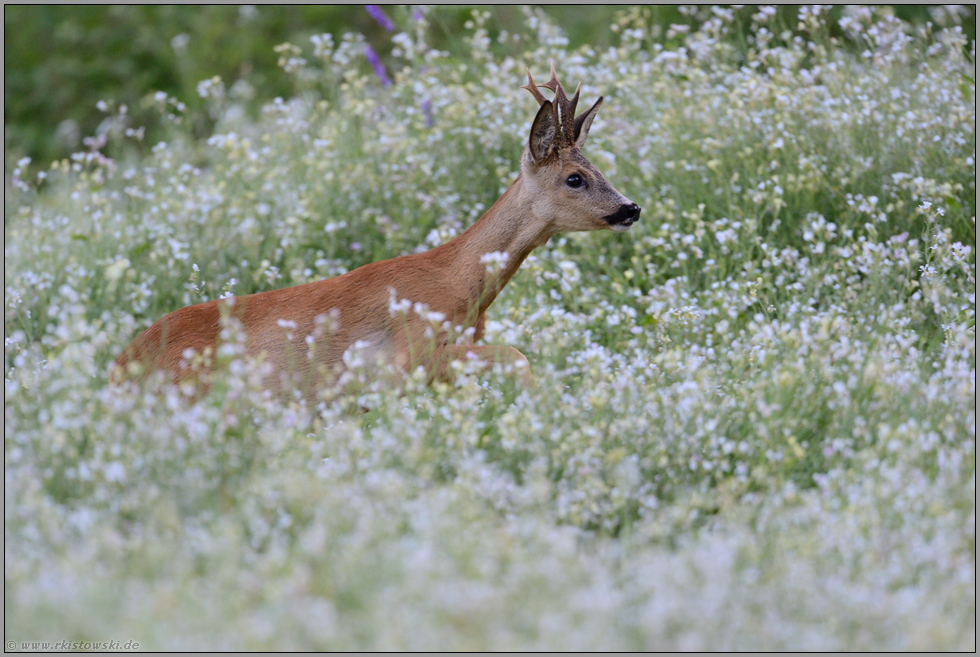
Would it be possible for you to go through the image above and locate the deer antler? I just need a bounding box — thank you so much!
[522,64,586,145]
[521,70,549,106]
[538,62,580,123]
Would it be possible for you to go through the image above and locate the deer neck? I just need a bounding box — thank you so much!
[445,175,552,317]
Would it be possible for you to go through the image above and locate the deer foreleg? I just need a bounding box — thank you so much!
[433,344,533,385]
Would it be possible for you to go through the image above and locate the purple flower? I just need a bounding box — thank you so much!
[365,5,395,32]
[421,97,433,128]
[365,44,392,88]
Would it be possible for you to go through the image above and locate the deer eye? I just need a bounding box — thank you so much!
[566,174,585,189]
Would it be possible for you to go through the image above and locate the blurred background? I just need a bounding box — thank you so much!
[5,5,973,167]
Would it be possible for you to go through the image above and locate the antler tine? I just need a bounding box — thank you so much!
[522,70,550,106]
[539,62,567,104]
[567,81,581,120]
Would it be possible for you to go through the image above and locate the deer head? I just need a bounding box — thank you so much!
[520,64,640,234]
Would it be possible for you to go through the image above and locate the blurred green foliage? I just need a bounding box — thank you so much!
[5,6,372,164]
[4,5,640,165]
[4,5,973,166]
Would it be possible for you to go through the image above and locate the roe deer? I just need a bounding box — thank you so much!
[114,65,640,396]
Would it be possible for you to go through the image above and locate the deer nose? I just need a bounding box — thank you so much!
[603,202,642,228]
[623,203,641,223]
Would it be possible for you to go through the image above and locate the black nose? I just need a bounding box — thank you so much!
[604,203,642,227]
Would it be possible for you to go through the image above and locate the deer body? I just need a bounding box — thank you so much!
[114,66,640,395]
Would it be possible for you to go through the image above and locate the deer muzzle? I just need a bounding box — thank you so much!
[604,203,641,230]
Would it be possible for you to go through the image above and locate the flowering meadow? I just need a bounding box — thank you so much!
[4,6,975,650]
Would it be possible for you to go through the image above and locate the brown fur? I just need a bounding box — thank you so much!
[113,68,640,397]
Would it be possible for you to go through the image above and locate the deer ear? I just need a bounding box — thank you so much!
[529,100,556,163]
[573,96,603,149]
